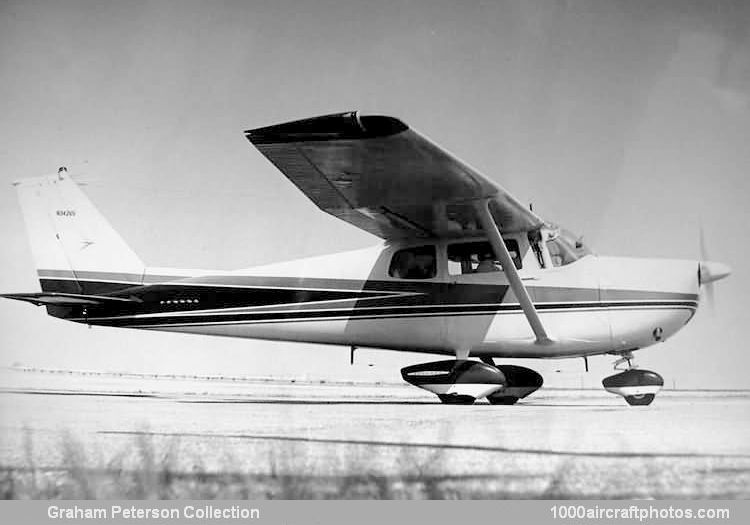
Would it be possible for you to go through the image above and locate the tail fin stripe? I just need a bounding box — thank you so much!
[37,269,144,284]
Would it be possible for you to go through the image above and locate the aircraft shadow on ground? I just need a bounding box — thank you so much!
[176,398,621,409]
[0,389,635,408]
[178,399,439,405]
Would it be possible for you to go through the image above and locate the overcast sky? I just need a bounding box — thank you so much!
[0,0,748,388]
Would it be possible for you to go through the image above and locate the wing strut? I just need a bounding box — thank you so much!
[474,199,552,345]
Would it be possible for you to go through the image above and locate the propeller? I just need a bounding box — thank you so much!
[697,226,731,313]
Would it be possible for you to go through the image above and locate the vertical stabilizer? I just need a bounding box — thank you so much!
[13,168,145,292]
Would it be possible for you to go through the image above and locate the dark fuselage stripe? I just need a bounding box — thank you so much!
[134,305,698,329]
[79,301,698,328]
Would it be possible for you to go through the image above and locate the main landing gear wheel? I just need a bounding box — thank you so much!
[602,353,663,406]
[487,395,519,405]
[438,394,476,405]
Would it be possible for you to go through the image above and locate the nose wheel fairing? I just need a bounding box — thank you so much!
[603,367,664,406]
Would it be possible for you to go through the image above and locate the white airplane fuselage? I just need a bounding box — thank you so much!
[44,239,701,360]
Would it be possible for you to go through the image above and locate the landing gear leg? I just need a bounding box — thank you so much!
[434,349,483,405]
[602,352,663,406]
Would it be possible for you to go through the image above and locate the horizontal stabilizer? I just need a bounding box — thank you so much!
[0,292,141,307]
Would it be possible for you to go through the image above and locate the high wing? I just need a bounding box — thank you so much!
[245,112,544,240]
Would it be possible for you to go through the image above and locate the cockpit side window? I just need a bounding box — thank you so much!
[447,240,521,275]
[389,245,437,279]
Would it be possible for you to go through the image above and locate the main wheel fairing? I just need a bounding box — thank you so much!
[401,359,506,400]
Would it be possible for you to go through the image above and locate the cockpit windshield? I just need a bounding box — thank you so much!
[545,227,592,267]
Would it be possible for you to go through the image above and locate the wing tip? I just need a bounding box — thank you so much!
[244,111,408,145]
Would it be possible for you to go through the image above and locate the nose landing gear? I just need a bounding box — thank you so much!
[602,352,663,406]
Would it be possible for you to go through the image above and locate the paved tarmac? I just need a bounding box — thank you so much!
[1,369,749,498]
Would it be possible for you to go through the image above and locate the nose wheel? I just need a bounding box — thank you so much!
[622,393,656,406]
[603,352,663,406]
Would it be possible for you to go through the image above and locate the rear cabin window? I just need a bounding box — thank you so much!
[389,245,437,279]
[447,240,521,275]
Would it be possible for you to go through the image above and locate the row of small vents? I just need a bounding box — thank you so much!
[159,299,199,305]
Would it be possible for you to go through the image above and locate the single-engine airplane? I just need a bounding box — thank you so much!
[2,112,731,405]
